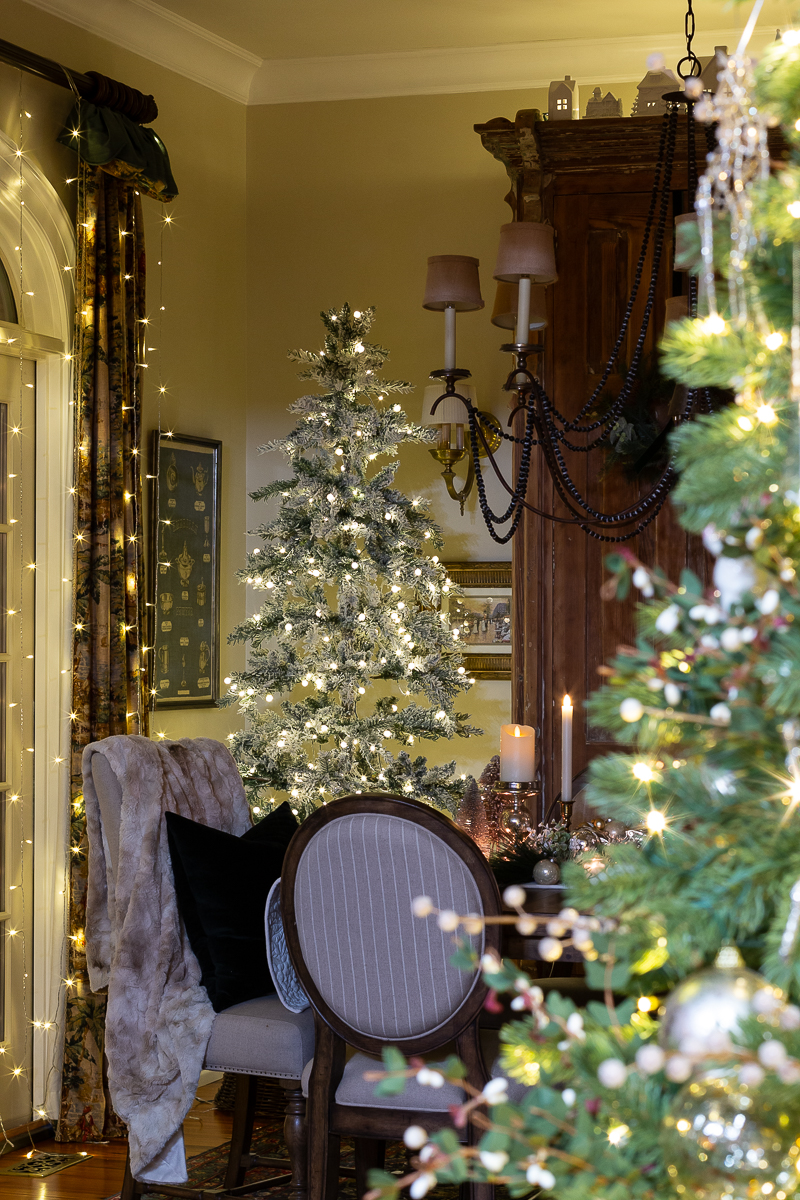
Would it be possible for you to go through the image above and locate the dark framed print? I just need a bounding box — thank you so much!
[442,562,512,681]
[150,431,221,707]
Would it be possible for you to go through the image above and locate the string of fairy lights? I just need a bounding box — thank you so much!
[0,75,175,1147]
[0,76,73,1151]
[146,200,175,735]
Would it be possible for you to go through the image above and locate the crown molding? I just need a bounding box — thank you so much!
[21,0,262,104]
[250,26,778,105]
[18,1,779,107]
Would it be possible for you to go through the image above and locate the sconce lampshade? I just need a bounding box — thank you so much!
[674,213,699,272]
[491,281,548,331]
[423,255,484,311]
[421,383,476,425]
[665,294,689,327]
[493,222,557,284]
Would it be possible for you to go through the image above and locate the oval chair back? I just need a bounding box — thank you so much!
[282,793,501,1055]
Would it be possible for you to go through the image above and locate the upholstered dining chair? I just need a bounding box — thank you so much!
[90,752,314,1200]
[280,792,502,1200]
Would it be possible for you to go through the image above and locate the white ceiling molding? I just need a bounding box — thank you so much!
[249,27,778,105]
[18,1,779,106]
[22,0,262,104]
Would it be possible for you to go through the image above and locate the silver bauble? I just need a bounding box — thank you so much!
[533,859,561,885]
[659,948,781,1054]
[662,1069,798,1200]
[604,819,628,840]
[572,824,599,851]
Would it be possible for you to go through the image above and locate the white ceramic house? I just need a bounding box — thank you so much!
[548,76,578,121]
[631,66,679,116]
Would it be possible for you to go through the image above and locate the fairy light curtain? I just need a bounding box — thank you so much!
[56,107,176,1141]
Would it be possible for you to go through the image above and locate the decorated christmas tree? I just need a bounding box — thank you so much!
[368,25,800,1200]
[224,304,477,816]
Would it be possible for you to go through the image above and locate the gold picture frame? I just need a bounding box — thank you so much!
[150,431,222,708]
[442,561,512,681]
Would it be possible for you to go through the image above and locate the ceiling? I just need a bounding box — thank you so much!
[23,0,797,104]
[148,0,793,61]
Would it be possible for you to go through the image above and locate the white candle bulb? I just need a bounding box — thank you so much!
[444,305,456,369]
[515,276,531,345]
[561,695,573,803]
[500,723,536,783]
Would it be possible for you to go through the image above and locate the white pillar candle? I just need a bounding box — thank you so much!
[515,276,531,346]
[500,723,536,783]
[444,304,457,369]
[561,695,573,803]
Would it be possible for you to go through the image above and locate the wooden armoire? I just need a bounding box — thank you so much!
[474,110,711,805]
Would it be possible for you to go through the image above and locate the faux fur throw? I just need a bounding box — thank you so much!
[83,735,251,1179]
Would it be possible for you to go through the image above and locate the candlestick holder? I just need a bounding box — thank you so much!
[495,779,541,846]
[559,798,575,831]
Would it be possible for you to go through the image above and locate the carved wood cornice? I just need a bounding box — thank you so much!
[474,111,788,217]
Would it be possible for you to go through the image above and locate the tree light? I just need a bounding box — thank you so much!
[764,332,784,351]
[756,404,777,425]
[632,762,654,783]
[646,810,667,834]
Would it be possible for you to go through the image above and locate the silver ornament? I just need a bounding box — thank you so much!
[604,819,627,840]
[659,947,782,1055]
[663,1069,797,1200]
[533,859,560,885]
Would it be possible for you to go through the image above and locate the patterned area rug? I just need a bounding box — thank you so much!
[103,1123,475,1199]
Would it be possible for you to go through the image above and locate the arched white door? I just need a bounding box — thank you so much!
[0,130,73,1126]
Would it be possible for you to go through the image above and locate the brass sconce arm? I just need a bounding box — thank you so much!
[426,371,502,514]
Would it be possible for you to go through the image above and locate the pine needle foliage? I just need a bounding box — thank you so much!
[366,34,800,1200]
[223,305,479,816]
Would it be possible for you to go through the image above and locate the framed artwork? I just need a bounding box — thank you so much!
[442,562,512,681]
[150,432,221,707]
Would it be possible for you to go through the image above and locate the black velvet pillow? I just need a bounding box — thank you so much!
[166,802,298,1013]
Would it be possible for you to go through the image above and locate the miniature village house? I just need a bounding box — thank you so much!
[631,65,679,116]
[548,75,578,120]
[584,87,623,118]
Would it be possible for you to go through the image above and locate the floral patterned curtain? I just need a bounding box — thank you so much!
[57,162,150,1142]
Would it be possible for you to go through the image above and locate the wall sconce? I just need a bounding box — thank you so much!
[421,382,502,514]
[423,226,556,532]
[421,254,501,512]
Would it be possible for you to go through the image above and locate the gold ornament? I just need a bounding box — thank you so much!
[663,1069,800,1200]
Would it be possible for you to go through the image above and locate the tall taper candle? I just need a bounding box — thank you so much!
[500,723,536,783]
[515,275,531,345]
[444,304,456,369]
[561,695,573,802]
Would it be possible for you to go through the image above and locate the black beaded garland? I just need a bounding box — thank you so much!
[428,102,714,545]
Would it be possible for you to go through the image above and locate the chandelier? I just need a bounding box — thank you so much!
[422,5,712,545]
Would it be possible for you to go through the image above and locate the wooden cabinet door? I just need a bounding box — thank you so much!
[515,178,708,805]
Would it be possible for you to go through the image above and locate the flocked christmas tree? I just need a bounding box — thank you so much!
[366,22,800,1200]
[224,304,478,816]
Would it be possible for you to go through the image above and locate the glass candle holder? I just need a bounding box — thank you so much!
[495,779,539,845]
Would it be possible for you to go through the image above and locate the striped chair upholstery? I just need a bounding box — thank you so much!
[294,811,484,1040]
[284,796,500,1200]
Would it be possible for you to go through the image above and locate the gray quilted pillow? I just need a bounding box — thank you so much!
[265,878,310,1013]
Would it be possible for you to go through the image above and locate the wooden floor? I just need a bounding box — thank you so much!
[0,1082,235,1200]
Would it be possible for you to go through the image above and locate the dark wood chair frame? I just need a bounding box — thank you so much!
[119,1073,306,1200]
[281,793,502,1200]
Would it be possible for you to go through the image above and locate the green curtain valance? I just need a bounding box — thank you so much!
[57,101,178,202]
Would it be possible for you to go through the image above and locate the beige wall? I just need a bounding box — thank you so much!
[245,81,636,783]
[2,3,249,744]
[0,6,637,785]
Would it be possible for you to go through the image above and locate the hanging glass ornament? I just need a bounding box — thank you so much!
[659,946,783,1056]
[662,1068,800,1200]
